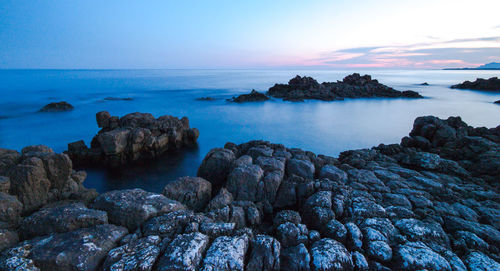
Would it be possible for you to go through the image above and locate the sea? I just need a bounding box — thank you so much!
[0,69,499,192]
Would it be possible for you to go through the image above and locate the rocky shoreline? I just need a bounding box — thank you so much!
[67,111,199,167]
[0,115,499,270]
[451,77,500,91]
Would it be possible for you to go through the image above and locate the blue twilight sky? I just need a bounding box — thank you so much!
[0,0,499,69]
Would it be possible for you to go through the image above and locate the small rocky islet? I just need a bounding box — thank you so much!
[231,73,423,102]
[0,114,499,270]
[39,101,74,112]
[451,77,500,91]
[67,111,199,167]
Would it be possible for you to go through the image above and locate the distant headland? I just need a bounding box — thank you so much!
[443,62,500,70]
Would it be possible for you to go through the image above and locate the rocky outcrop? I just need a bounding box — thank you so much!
[67,111,199,167]
[39,101,74,112]
[0,115,498,270]
[495,100,500,104]
[228,90,270,103]
[451,77,500,91]
[0,145,95,213]
[267,73,423,101]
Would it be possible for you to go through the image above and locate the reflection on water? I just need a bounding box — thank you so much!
[0,69,499,192]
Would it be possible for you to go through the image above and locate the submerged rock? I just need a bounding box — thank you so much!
[39,101,74,112]
[67,111,199,167]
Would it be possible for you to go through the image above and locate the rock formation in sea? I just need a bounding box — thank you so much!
[267,73,423,101]
[229,90,270,103]
[67,111,199,167]
[39,101,74,112]
[0,115,499,270]
[451,77,500,91]
[495,100,500,104]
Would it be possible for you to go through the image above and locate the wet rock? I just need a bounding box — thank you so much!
[246,235,280,271]
[156,232,209,271]
[162,176,212,211]
[197,148,236,188]
[201,234,249,271]
[0,224,128,271]
[103,235,161,271]
[92,188,186,231]
[19,202,107,240]
[39,101,74,112]
[310,238,353,271]
[280,243,310,271]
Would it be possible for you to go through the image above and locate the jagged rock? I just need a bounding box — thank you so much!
[67,111,199,167]
[0,176,10,194]
[0,192,22,229]
[228,90,270,103]
[197,148,236,188]
[0,229,18,251]
[287,159,315,179]
[39,101,74,112]
[162,176,212,211]
[141,210,211,239]
[393,241,451,270]
[246,235,280,271]
[0,224,127,271]
[310,238,353,271]
[199,222,235,237]
[92,189,186,231]
[206,188,233,210]
[451,77,500,91]
[280,243,310,271]
[19,202,107,240]
[463,251,500,271]
[227,164,264,201]
[319,165,348,183]
[276,222,308,248]
[201,235,249,271]
[156,232,209,271]
[103,235,161,271]
[267,74,422,101]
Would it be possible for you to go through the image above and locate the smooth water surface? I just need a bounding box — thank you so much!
[1,69,499,192]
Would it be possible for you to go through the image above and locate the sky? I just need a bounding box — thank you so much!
[0,0,499,69]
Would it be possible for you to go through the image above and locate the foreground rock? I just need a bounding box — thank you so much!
[0,224,127,271]
[39,101,74,112]
[267,73,423,101]
[451,77,500,91]
[228,90,270,103]
[0,115,499,270]
[67,111,199,167]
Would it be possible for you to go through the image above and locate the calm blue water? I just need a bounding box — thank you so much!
[1,69,499,192]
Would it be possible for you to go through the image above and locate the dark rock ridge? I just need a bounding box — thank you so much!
[451,77,500,91]
[39,101,74,112]
[103,97,133,101]
[494,100,500,104]
[196,96,216,101]
[67,111,199,167]
[267,73,423,101]
[229,90,270,103]
[1,115,499,270]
